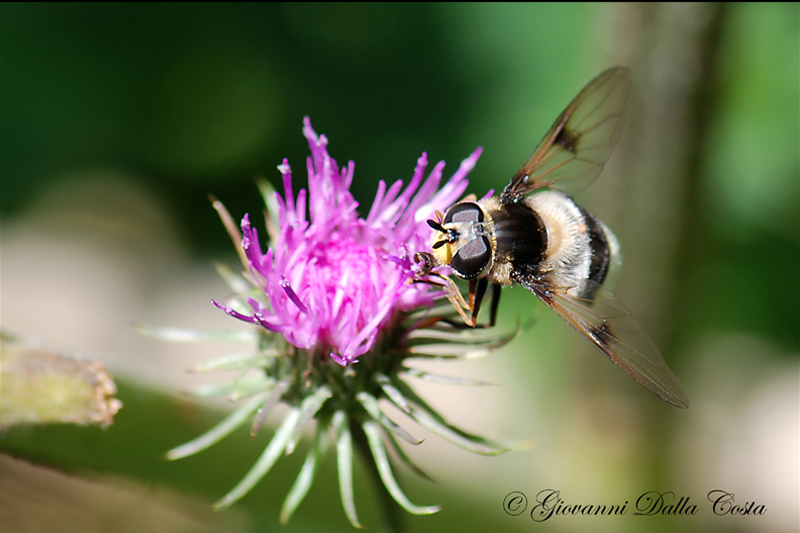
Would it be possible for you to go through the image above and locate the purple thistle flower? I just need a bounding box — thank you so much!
[145,117,520,528]
[214,118,478,365]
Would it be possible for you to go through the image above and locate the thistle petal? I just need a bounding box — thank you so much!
[333,410,362,529]
[285,385,333,454]
[362,420,440,515]
[135,324,257,344]
[401,367,495,387]
[213,406,303,510]
[280,422,328,524]
[384,431,435,482]
[189,351,275,373]
[356,392,422,445]
[166,391,269,461]
[383,379,509,455]
[250,379,290,437]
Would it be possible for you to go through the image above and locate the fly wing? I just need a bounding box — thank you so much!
[501,67,632,204]
[520,277,689,408]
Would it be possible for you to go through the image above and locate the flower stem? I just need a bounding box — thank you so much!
[351,420,406,533]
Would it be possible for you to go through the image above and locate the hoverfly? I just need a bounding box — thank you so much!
[416,67,689,408]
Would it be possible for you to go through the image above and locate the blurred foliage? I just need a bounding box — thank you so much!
[1,3,798,533]
[1,3,605,254]
[689,2,799,352]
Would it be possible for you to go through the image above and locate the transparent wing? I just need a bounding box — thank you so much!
[520,278,689,408]
[501,67,632,204]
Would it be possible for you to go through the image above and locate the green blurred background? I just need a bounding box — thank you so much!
[1,3,798,532]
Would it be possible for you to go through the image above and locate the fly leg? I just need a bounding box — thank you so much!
[488,282,502,327]
[469,278,488,327]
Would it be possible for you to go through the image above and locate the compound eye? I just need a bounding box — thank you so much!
[443,202,484,225]
[451,236,492,279]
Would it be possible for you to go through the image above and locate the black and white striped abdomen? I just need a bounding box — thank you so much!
[523,190,620,300]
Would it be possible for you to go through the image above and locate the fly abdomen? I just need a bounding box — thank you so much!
[576,206,611,287]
